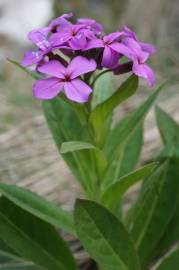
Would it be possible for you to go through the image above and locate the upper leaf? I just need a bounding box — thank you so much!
[74,199,141,270]
[60,141,96,153]
[90,75,138,145]
[8,59,42,80]
[101,163,156,211]
[155,106,179,145]
[103,84,164,185]
[103,124,143,185]
[43,97,98,195]
[91,71,113,109]
[105,83,164,157]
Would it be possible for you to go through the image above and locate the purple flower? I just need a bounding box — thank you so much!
[84,32,123,68]
[49,13,73,33]
[21,13,73,67]
[77,18,103,35]
[21,29,53,67]
[120,26,156,55]
[114,37,156,87]
[21,50,45,67]
[50,24,95,51]
[33,56,96,102]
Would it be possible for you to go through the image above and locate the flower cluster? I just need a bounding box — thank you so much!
[21,13,156,103]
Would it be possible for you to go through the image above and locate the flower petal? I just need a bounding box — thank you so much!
[83,39,104,51]
[67,56,96,79]
[68,33,87,50]
[102,46,119,68]
[123,38,149,62]
[103,32,122,43]
[21,50,44,67]
[77,18,103,33]
[28,29,51,51]
[49,13,73,29]
[140,42,157,55]
[109,43,133,59]
[64,79,92,103]
[37,60,66,78]
[133,62,155,87]
[49,32,71,47]
[121,26,138,41]
[33,78,63,100]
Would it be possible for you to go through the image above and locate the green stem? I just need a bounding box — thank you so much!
[91,69,112,89]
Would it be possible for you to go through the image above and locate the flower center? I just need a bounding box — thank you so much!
[103,40,110,46]
[64,74,71,82]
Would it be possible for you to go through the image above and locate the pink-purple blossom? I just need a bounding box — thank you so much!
[84,32,123,68]
[33,56,96,103]
[21,13,157,103]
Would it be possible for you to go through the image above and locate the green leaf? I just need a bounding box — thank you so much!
[0,197,78,270]
[90,75,138,145]
[128,160,179,267]
[7,59,41,80]
[149,159,179,260]
[92,71,113,109]
[156,249,179,270]
[43,97,98,195]
[101,163,156,211]
[74,199,140,270]
[117,124,143,177]
[60,141,96,153]
[0,253,39,270]
[0,239,40,269]
[103,84,164,185]
[155,106,179,145]
[0,183,75,236]
[60,141,108,181]
[104,124,143,185]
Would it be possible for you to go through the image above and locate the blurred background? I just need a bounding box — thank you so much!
[0,0,179,205]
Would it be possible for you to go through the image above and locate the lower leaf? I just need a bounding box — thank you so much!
[74,199,141,270]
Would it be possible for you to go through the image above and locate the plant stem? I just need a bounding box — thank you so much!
[91,69,112,89]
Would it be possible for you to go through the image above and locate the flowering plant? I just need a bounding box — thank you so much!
[0,13,179,270]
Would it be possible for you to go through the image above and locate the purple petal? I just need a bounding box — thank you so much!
[49,32,71,47]
[102,46,119,68]
[49,14,73,33]
[84,39,104,51]
[133,62,155,87]
[64,79,92,103]
[21,50,44,67]
[28,29,51,51]
[122,38,149,62]
[82,29,96,40]
[121,26,138,41]
[61,13,73,19]
[109,43,134,59]
[68,33,87,50]
[67,56,96,79]
[140,42,157,55]
[37,60,66,78]
[123,38,142,53]
[49,13,73,28]
[103,32,122,44]
[33,78,64,100]
[77,18,104,33]
[28,27,50,39]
